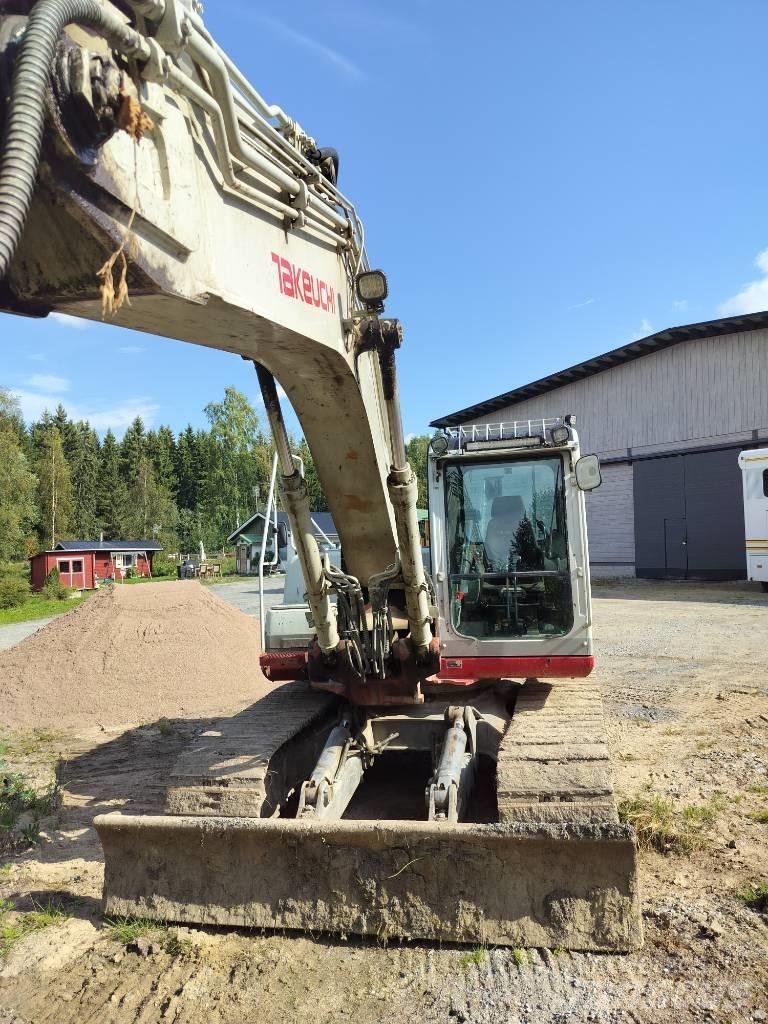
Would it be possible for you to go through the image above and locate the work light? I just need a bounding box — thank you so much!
[356,270,388,311]
[550,424,571,446]
[430,434,449,455]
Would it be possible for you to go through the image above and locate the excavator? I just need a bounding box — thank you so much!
[0,0,641,950]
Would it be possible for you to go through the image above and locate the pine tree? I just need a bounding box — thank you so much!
[36,425,73,548]
[120,416,146,483]
[123,454,178,547]
[69,422,101,538]
[174,425,198,510]
[297,437,327,512]
[97,429,128,538]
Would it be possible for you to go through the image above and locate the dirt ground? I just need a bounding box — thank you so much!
[1,580,767,1023]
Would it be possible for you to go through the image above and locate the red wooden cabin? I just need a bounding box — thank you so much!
[30,540,162,591]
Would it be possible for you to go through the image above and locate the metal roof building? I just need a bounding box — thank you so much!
[431,312,768,580]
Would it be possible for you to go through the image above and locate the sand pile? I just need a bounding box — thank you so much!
[0,582,274,731]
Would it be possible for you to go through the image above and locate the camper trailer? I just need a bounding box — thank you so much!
[738,448,768,591]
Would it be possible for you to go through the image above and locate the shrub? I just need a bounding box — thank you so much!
[151,558,177,578]
[0,576,29,609]
[41,568,65,600]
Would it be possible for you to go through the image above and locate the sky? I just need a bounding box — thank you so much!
[4,0,768,439]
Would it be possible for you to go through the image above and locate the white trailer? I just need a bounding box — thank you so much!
[738,448,768,591]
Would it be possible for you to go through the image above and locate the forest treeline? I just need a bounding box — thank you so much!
[0,386,431,560]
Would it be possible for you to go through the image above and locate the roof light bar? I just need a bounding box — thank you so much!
[466,435,544,451]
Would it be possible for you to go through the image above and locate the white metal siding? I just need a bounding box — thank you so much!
[585,463,635,576]
[463,329,768,456]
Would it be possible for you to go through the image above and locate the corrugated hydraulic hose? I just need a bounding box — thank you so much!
[0,0,150,280]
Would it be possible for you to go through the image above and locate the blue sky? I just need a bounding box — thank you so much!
[4,0,768,438]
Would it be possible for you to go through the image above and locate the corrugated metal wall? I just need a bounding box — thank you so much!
[585,464,635,575]
[462,329,768,457]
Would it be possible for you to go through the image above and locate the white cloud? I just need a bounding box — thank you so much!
[257,15,363,79]
[672,299,688,311]
[28,352,46,362]
[24,373,69,393]
[405,432,416,444]
[11,389,159,433]
[118,345,145,354]
[50,312,88,330]
[630,318,653,340]
[719,249,768,315]
[566,298,595,310]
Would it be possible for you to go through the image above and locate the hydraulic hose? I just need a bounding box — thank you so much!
[0,0,150,280]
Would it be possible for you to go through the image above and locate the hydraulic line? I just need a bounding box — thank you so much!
[0,0,150,280]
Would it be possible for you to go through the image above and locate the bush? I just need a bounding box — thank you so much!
[41,568,69,601]
[151,558,177,578]
[0,576,29,609]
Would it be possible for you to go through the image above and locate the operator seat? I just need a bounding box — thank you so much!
[484,495,526,570]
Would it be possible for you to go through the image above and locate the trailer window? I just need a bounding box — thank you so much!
[764,469,768,497]
[444,455,572,639]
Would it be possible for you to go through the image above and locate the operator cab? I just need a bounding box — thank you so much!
[428,417,602,665]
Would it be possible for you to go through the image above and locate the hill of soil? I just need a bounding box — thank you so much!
[0,582,271,731]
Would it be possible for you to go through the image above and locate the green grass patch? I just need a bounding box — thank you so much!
[459,945,486,969]
[106,916,163,945]
[735,880,768,913]
[511,947,529,967]
[0,751,60,853]
[0,898,70,959]
[0,594,87,626]
[619,792,726,854]
[748,809,768,824]
[5,728,67,758]
[747,785,768,795]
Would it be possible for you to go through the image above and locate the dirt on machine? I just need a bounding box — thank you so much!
[0,0,640,950]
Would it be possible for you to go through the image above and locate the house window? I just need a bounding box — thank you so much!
[72,560,83,573]
[58,560,70,573]
[114,553,135,568]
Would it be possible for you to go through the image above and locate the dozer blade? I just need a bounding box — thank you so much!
[95,813,642,951]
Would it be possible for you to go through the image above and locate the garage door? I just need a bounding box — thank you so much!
[633,448,745,580]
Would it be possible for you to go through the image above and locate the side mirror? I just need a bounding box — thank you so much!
[277,521,289,548]
[575,454,602,491]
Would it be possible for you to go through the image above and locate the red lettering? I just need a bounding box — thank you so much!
[292,263,304,302]
[271,252,282,292]
[271,254,335,315]
[280,256,294,297]
[302,270,313,304]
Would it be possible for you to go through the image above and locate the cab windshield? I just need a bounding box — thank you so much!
[444,455,572,638]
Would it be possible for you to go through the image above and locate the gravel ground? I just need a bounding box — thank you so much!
[1,579,766,1023]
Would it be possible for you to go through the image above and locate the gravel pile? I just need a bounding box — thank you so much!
[0,582,271,731]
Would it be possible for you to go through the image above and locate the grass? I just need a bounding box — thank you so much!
[747,785,768,795]
[748,809,768,824]
[459,945,487,968]
[107,916,163,945]
[511,947,529,967]
[619,792,726,854]
[5,728,66,757]
[0,752,60,853]
[0,593,87,626]
[735,881,768,913]
[0,897,70,960]
[156,718,176,737]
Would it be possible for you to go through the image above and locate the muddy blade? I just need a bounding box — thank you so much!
[95,813,642,952]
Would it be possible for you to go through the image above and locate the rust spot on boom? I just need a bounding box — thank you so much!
[345,450,359,461]
[344,494,373,513]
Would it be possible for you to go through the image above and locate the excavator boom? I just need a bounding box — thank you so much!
[0,0,641,950]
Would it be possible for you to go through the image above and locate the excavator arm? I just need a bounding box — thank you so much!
[0,0,641,952]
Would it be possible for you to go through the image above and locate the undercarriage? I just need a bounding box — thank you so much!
[95,678,642,951]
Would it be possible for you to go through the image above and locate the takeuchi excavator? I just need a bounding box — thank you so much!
[0,0,641,950]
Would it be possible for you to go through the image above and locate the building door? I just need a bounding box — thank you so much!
[664,518,687,575]
[57,557,85,589]
[634,448,746,579]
